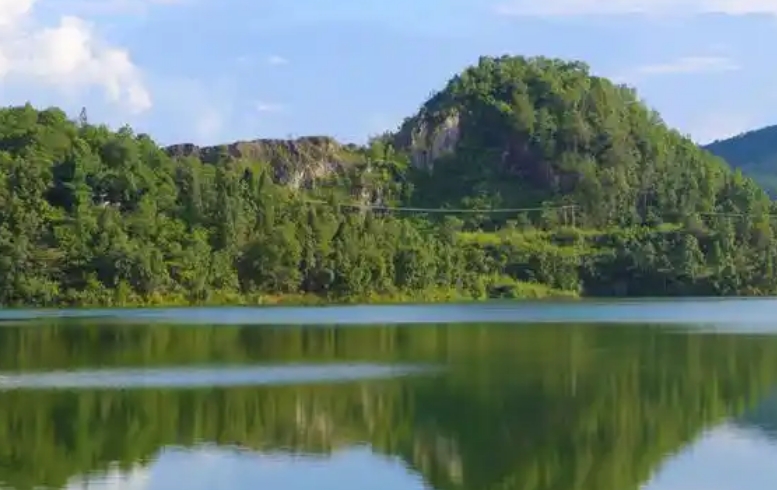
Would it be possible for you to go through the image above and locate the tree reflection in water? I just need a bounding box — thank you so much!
[1,321,776,490]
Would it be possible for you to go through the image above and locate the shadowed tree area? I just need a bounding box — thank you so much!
[1,322,777,489]
[706,125,777,197]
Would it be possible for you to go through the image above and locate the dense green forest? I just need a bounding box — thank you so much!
[2,54,777,306]
[705,125,777,196]
[2,320,777,490]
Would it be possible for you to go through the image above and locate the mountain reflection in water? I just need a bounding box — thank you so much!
[1,314,777,490]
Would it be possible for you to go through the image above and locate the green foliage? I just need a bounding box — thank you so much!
[3,51,777,306]
[0,104,483,305]
[396,55,770,230]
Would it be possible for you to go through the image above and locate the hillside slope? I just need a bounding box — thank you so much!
[393,55,771,228]
[705,125,777,196]
[2,55,777,305]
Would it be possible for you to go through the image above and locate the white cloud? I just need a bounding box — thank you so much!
[255,101,285,112]
[610,55,739,86]
[0,0,151,113]
[266,55,288,65]
[492,0,777,16]
[635,56,739,75]
[55,0,187,17]
[0,0,34,26]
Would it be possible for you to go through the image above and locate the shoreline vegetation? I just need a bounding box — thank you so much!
[3,55,777,308]
[31,281,578,309]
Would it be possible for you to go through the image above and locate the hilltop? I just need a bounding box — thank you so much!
[705,125,777,196]
[1,54,777,306]
[393,55,770,227]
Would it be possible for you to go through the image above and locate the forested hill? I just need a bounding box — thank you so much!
[1,54,777,307]
[705,125,777,196]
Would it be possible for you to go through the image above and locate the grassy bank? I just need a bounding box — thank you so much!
[3,279,578,309]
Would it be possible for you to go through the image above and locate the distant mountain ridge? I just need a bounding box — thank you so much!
[704,125,777,196]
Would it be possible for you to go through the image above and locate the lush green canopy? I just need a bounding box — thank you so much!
[1,55,777,305]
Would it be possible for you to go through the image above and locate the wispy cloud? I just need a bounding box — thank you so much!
[55,0,189,17]
[266,55,289,66]
[492,0,777,16]
[235,55,252,68]
[611,55,740,85]
[255,101,285,113]
[634,56,739,75]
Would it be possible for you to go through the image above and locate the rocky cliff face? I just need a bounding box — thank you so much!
[165,136,360,189]
[394,111,461,171]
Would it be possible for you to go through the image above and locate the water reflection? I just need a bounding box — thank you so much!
[4,298,777,328]
[738,392,777,437]
[643,424,777,490]
[63,447,430,490]
[0,364,435,390]
[2,320,777,490]
[58,424,777,490]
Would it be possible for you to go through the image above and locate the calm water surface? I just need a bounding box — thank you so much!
[2,299,777,490]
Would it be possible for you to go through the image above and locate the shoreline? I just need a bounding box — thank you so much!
[6,291,777,311]
[0,283,579,309]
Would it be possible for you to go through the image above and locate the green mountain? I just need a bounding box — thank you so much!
[704,125,777,196]
[394,55,769,227]
[2,54,777,306]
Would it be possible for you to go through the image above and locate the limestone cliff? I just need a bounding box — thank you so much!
[165,136,362,189]
[394,110,461,171]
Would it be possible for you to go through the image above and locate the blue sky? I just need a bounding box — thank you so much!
[2,0,777,146]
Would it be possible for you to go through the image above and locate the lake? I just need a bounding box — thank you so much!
[2,299,777,490]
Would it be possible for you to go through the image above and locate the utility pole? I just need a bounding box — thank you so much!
[78,107,88,127]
